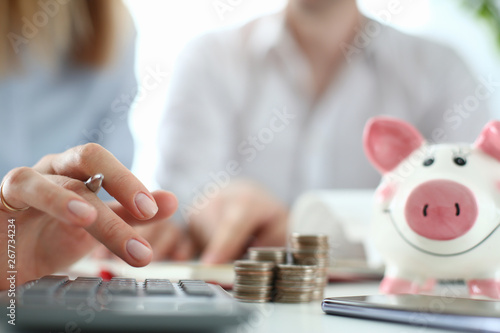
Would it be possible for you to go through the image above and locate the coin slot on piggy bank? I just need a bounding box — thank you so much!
[363,116,500,299]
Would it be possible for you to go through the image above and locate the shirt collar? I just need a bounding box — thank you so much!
[248,12,380,60]
[248,12,289,60]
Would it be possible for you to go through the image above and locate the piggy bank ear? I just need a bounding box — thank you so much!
[474,121,500,162]
[363,117,424,174]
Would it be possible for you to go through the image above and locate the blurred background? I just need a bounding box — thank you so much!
[125,0,500,188]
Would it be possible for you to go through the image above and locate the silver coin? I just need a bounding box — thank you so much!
[249,257,285,264]
[234,295,272,303]
[277,264,318,270]
[291,241,330,248]
[234,291,273,298]
[234,275,274,284]
[290,234,329,244]
[234,284,273,292]
[233,240,330,304]
[310,289,325,300]
[234,260,276,269]
[274,294,313,303]
[292,259,329,268]
[248,246,286,253]
[291,249,329,255]
[275,280,315,288]
[248,247,287,264]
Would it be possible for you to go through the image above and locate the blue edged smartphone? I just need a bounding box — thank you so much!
[322,294,500,333]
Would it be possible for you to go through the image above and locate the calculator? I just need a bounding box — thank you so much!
[0,275,253,332]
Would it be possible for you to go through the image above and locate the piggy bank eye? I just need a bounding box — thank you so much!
[454,157,467,166]
[423,158,434,167]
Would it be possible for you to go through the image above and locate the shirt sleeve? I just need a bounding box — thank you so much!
[98,28,138,171]
[156,35,237,221]
[89,21,138,201]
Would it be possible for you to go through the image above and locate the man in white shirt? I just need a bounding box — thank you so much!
[156,0,491,263]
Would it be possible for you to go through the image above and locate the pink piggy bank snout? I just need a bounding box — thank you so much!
[404,180,478,241]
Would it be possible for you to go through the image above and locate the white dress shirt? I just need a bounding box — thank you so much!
[157,13,491,214]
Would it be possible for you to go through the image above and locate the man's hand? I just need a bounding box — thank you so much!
[0,144,178,289]
[188,180,288,264]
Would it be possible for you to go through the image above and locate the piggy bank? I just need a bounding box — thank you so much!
[363,117,500,299]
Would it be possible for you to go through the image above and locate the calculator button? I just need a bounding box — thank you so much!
[179,280,205,286]
[182,285,214,297]
[145,280,175,295]
[110,278,137,282]
[108,279,137,295]
[23,275,69,298]
[145,279,171,283]
[75,277,103,282]
[21,275,69,305]
[65,278,102,298]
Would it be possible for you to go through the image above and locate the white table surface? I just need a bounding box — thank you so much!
[231,282,451,333]
[66,258,455,333]
[1,258,473,333]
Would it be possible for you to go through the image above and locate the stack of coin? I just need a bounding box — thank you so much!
[248,247,287,264]
[274,264,318,303]
[290,234,329,300]
[233,260,275,303]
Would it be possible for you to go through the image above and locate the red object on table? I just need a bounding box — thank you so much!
[99,269,115,281]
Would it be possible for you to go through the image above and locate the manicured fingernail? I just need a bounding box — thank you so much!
[126,239,152,261]
[68,200,96,220]
[134,192,158,218]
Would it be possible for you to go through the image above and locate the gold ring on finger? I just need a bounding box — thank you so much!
[0,181,30,212]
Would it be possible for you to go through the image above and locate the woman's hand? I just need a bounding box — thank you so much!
[93,220,196,262]
[0,143,177,289]
[187,180,288,264]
